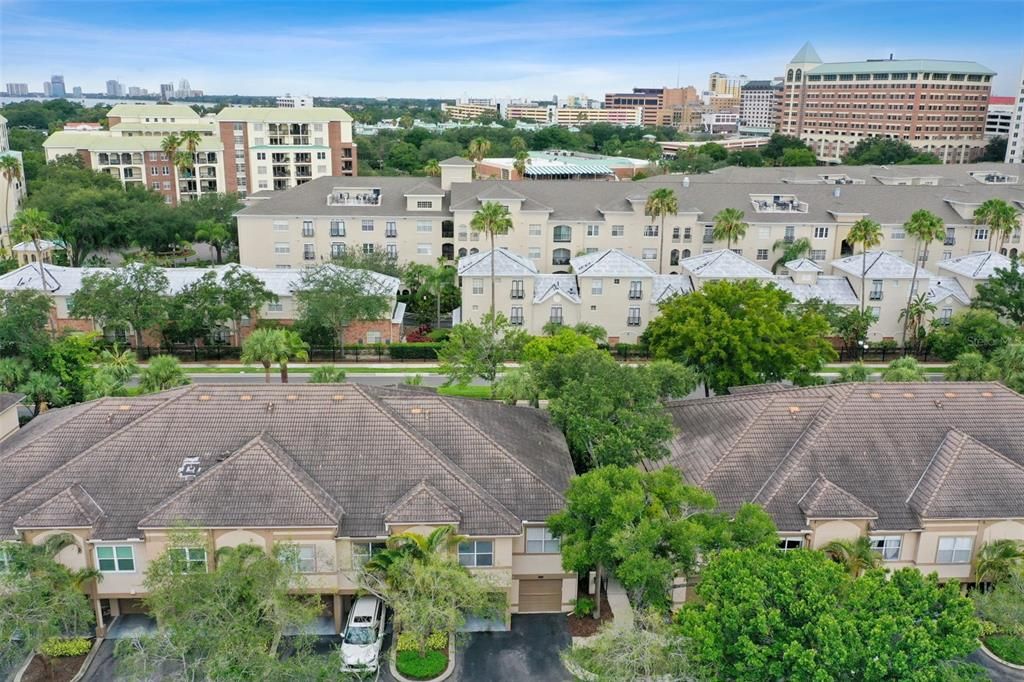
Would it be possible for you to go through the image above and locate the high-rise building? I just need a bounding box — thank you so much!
[604,86,701,128]
[1006,62,1024,163]
[105,80,125,97]
[175,79,192,98]
[779,42,994,163]
[986,96,1015,138]
[708,72,746,98]
[5,83,29,96]
[739,80,782,136]
[160,83,174,101]
[50,75,66,97]
[128,86,148,97]
[72,86,83,97]
[43,81,52,97]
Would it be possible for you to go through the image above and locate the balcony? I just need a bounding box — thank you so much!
[328,188,382,207]
[510,289,525,300]
[750,194,809,213]
[628,291,643,300]
[703,234,715,244]
[869,291,883,301]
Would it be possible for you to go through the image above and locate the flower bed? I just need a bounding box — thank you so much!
[567,590,613,638]
[984,634,1024,666]
[395,632,449,680]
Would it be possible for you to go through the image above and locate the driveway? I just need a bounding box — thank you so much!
[968,650,1024,681]
[457,614,570,682]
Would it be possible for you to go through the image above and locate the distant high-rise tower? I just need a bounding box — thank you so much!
[50,75,66,97]
[1006,61,1024,163]
[43,81,52,97]
[106,80,124,97]
[72,86,83,97]
[5,83,29,96]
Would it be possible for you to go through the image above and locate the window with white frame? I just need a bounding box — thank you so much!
[292,545,317,573]
[870,535,902,561]
[756,249,769,261]
[509,306,524,325]
[416,220,432,233]
[458,540,493,567]
[366,331,382,344]
[644,225,659,237]
[274,242,290,254]
[386,244,398,258]
[330,243,345,258]
[268,301,284,312]
[168,547,207,572]
[811,249,827,261]
[936,536,973,564]
[472,278,484,295]
[529,224,542,236]
[813,226,829,239]
[549,306,563,325]
[303,244,316,261]
[330,220,345,237]
[759,227,770,240]
[417,243,432,255]
[362,243,374,254]
[683,227,692,241]
[587,224,600,237]
[612,225,625,237]
[528,247,541,259]
[302,220,314,237]
[642,248,657,260]
[591,278,603,295]
[273,220,289,232]
[352,541,387,569]
[96,545,136,572]
[870,306,881,319]
[362,219,374,232]
[974,228,989,241]
[526,527,560,553]
[627,306,641,326]
[891,229,905,240]
[777,538,804,552]
[385,221,397,238]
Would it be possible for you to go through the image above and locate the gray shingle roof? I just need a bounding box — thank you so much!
[927,277,971,306]
[774,275,859,305]
[657,382,1024,531]
[937,251,1014,280]
[0,385,573,540]
[15,484,105,530]
[571,249,655,277]
[679,250,774,279]
[457,248,538,277]
[386,481,461,525]
[439,156,474,167]
[785,258,823,273]
[798,477,877,520]
[0,393,22,413]
[235,176,448,217]
[534,275,580,304]
[830,251,928,280]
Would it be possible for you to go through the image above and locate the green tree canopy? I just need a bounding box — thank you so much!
[927,309,1018,360]
[295,265,392,347]
[974,256,1024,327]
[644,280,836,395]
[138,355,190,393]
[0,289,52,357]
[241,328,309,383]
[438,312,527,393]
[69,263,170,348]
[780,147,817,166]
[881,356,927,382]
[843,137,942,165]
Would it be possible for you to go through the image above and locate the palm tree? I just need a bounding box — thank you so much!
[17,371,63,415]
[712,208,748,250]
[194,219,230,264]
[901,209,945,347]
[899,293,937,352]
[423,159,441,177]
[10,208,58,291]
[467,137,491,162]
[160,133,181,158]
[846,218,883,313]
[241,327,309,383]
[513,151,529,179]
[510,136,527,154]
[275,330,309,383]
[99,345,138,383]
[974,198,1020,251]
[139,355,190,392]
[308,366,347,383]
[973,539,1024,587]
[0,154,23,252]
[770,237,812,274]
[822,536,882,576]
[422,259,452,328]
[0,357,28,392]
[469,201,513,317]
[644,188,678,272]
[364,526,465,576]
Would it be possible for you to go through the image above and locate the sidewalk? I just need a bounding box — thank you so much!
[605,577,634,630]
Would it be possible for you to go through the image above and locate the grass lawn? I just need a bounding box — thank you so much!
[985,634,1024,665]
[436,385,493,399]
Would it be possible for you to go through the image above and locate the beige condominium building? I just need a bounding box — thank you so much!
[0,263,404,347]
[42,103,356,204]
[780,42,994,163]
[0,384,577,635]
[656,381,1024,604]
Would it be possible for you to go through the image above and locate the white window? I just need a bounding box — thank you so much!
[869,536,902,561]
[814,226,829,239]
[352,541,387,570]
[167,547,207,572]
[258,181,269,190]
[254,123,264,131]
[756,249,769,261]
[642,248,657,260]
[870,306,881,319]
[936,536,973,564]
[267,301,284,312]
[811,249,827,261]
[274,242,290,254]
[294,545,317,573]
[416,220,432,233]
[458,540,493,567]
[96,545,135,572]
[302,220,314,237]
[529,224,542,236]
[472,278,484,295]
[890,229,905,240]
[362,243,375,254]
[612,225,625,237]
[417,243,432,255]
[256,152,266,161]
[330,220,345,237]
[940,307,953,322]
[586,224,600,237]
[777,538,804,552]
[162,181,171,190]
[528,247,541,259]
[416,200,433,209]
[313,123,323,132]
[316,151,327,160]
[591,278,603,295]
[526,527,561,553]
[362,219,374,232]
[273,220,289,232]
[386,244,398,258]
[974,228,989,241]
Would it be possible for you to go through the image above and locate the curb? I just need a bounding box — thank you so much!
[10,654,32,682]
[978,640,1024,671]
[69,638,104,682]
[388,635,456,682]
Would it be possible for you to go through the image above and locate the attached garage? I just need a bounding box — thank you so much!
[518,578,562,613]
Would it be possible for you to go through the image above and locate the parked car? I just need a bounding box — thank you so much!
[340,595,386,671]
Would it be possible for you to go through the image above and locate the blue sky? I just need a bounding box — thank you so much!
[2,0,1022,99]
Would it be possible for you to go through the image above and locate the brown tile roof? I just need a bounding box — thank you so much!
[386,481,461,525]
[798,476,877,520]
[15,484,104,530]
[0,385,572,540]
[657,382,1024,531]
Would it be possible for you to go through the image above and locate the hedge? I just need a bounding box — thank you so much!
[396,631,447,652]
[396,650,448,679]
[40,637,92,657]
[387,343,442,360]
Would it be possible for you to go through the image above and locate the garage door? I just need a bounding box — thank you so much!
[518,579,562,613]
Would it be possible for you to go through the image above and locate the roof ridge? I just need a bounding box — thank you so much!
[353,386,523,532]
[696,396,776,486]
[905,429,966,513]
[386,480,461,522]
[15,483,103,528]
[796,474,828,510]
[0,387,198,510]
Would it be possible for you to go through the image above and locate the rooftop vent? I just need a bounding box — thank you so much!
[178,456,201,479]
[981,391,994,398]
[332,394,345,401]
[902,392,915,399]
[198,394,211,401]
[119,404,131,411]
[944,392,957,399]
[287,394,298,401]
[240,394,252,401]
[788,406,801,414]
[869,392,882,399]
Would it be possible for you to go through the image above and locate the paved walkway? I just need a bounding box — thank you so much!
[605,577,634,630]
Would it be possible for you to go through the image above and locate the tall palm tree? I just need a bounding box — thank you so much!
[712,207,749,250]
[423,159,441,177]
[10,207,58,291]
[422,259,452,328]
[0,154,23,254]
[513,151,529,179]
[194,219,230,264]
[241,327,309,383]
[645,188,678,272]
[139,355,190,392]
[275,329,309,383]
[822,536,882,576]
[17,371,63,415]
[846,217,883,313]
[901,209,945,347]
[770,236,812,273]
[974,198,1020,251]
[973,539,1024,587]
[510,136,527,154]
[467,137,491,162]
[160,133,182,158]
[469,201,513,316]
[899,293,937,352]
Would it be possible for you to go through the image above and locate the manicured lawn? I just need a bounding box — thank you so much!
[396,650,448,679]
[436,385,493,399]
[985,634,1024,665]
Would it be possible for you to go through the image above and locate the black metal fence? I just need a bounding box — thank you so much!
[112,344,438,363]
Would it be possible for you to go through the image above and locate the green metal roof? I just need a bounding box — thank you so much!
[43,131,222,152]
[809,59,995,76]
[790,42,822,64]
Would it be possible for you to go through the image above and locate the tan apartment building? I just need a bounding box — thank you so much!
[0,384,577,635]
[0,263,404,346]
[780,42,995,163]
[604,86,702,129]
[42,103,356,204]
[657,382,1024,603]
[474,150,652,181]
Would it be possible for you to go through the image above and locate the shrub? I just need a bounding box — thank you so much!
[388,343,441,360]
[427,329,451,343]
[396,631,447,652]
[39,637,92,657]
[396,650,448,679]
[308,366,346,384]
[984,634,1024,665]
[571,596,596,618]
[405,324,433,343]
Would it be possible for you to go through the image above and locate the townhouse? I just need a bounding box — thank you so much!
[42,103,356,204]
[236,160,1024,277]
[0,384,577,634]
[0,263,404,346]
[655,381,1024,603]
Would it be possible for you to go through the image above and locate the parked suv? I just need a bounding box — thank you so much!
[340,596,386,671]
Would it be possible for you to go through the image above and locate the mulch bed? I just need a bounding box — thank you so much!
[22,654,89,682]
[566,589,614,638]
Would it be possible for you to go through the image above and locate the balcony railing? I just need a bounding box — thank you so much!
[328,190,382,207]
[549,316,563,325]
[628,291,643,300]
[869,291,883,301]
[627,316,642,327]
[510,289,525,300]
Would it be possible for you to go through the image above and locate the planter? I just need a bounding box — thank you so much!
[388,633,456,682]
[978,637,1024,671]
[17,653,90,682]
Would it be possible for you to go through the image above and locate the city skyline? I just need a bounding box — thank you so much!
[2,0,1022,99]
